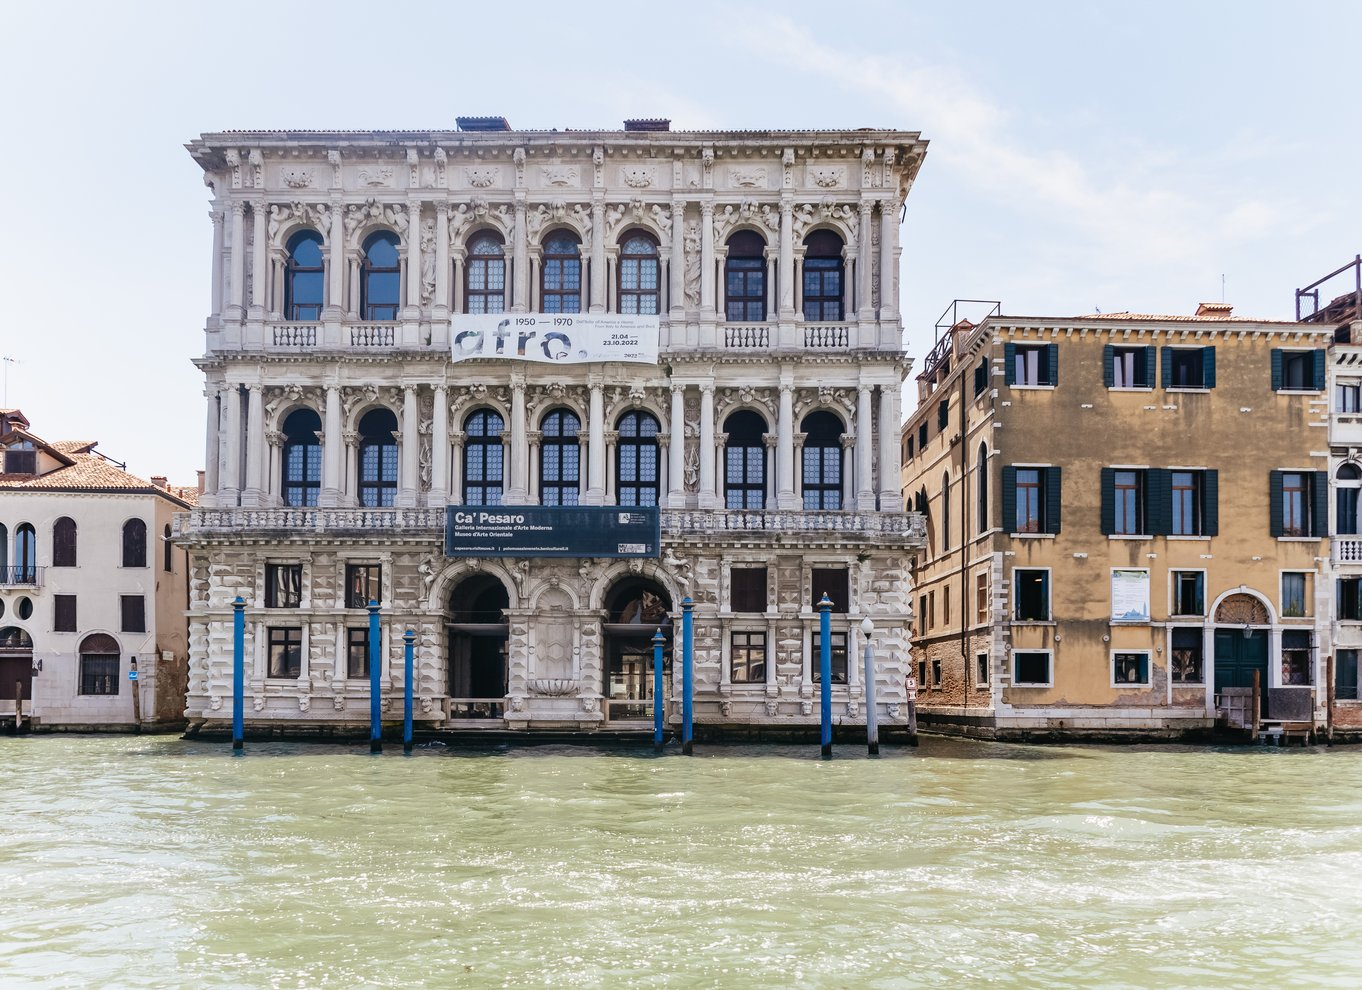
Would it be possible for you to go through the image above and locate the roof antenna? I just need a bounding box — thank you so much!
[1221,274,1226,303]
[1,356,18,408]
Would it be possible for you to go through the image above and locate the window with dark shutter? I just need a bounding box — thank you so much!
[54,594,77,632]
[120,595,145,633]
[52,517,77,567]
[811,568,849,612]
[730,567,768,613]
[121,519,146,568]
[163,524,173,572]
[974,361,988,396]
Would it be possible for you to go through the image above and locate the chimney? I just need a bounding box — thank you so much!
[196,469,205,493]
[1195,302,1233,318]
[150,475,167,490]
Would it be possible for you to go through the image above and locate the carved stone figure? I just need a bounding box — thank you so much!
[683,222,701,310]
[419,219,437,304]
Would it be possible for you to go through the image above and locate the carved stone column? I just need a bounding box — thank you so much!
[763,433,779,509]
[406,202,422,319]
[526,430,543,504]
[590,198,605,313]
[880,198,898,325]
[202,386,221,507]
[398,385,419,507]
[321,385,342,507]
[265,430,285,505]
[434,203,450,322]
[209,210,225,319]
[778,197,794,318]
[698,383,717,509]
[242,384,265,506]
[586,378,605,504]
[449,431,466,503]
[603,429,619,504]
[512,198,528,312]
[857,200,874,323]
[840,433,857,509]
[669,198,686,320]
[450,249,465,317]
[250,200,267,316]
[342,430,359,506]
[668,384,686,507]
[714,431,729,506]
[656,431,670,503]
[793,431,808,504]
[855,385,875,510]
[430,384,449,506]
[221,385,242,503]
[507,378,528,503]
[699,201,716,347]
[228,201,246,318]
[878,385,902,510]
[327,197,345,319]
[776,382,796,510]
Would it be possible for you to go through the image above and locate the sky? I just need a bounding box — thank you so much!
[2,0,1358,483]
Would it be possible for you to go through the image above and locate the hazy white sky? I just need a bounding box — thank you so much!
[2,0,1357,483]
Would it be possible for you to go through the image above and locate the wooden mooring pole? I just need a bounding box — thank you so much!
[1326,654,1335,747]
[13,678,21,733]
[1251,669,1261,742]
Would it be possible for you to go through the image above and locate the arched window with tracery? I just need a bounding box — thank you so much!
[541,233,582,313]
[52,516,77,568]
[360,231,401,321]
[619,234,660,314]
[465,233,506,314]
[121,518,146,568]
[724,410,767,510]
[725,230,766,321]
[801,411,842,510]
[802,230,845,321]
[464,410,505,505]
[281,408,322,507]
[540,408,581,506]
[617,411,660,507]
[284,229,325,320]
[358,408,399,507]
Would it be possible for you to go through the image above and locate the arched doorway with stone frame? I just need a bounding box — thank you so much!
[599,575,674,723]
[445,572,510,720]
[1211,590,1274,717]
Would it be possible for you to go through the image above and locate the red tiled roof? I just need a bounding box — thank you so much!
[0,450,193,505]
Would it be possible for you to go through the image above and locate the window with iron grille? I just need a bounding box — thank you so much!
[616,411,659,507]
[1171,628,1203,683]
[79,653,119,696]
[464,409,505,505]
[540,409,581,506]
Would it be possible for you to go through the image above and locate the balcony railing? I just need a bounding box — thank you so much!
[350,323,395,347]
[0,566,42,588]
[1335,538,1362,563]
[804,323,850,349]
[175,507,444,538]
[661,510,924,537]
[725,325,770,349]
[270,323,317,348]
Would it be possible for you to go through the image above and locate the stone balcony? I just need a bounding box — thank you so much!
[1334,537,1362,564]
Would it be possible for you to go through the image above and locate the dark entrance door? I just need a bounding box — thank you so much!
[606,638,654,718]
[1214,628,1269,712]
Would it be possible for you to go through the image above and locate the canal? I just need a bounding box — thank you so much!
[3,736,1361,989]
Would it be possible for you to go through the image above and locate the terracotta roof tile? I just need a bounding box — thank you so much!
[0,452,192,505]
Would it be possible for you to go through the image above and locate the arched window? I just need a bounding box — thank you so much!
[284,229,324,320]
[1338,462,1362,535]
[540,408,581,506]
[163,524,173,572]
[803,230,844,321]
[541,233,582,314]
[0,525,8,581]
[281,408,322,507]
[358,408,399,507]
[977,443,990,534]
[725,230,766,321]
[465,233,506,314]
[79,632,119,697]
[52,516,77,568]
[801,411,843,510]
[619,234,660,315]
[724,410,767,510]
[360,231,401,321]
[464,409,505,505]
[617,410,660,507]
[941,472,951,550]
[14,524,35,582]
[121,519,146,568]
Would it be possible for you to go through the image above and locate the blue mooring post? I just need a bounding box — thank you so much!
[819,593,832,759]
[368,600,382,754]
[652,627,665,751]
[232,596,245,752]
[402,629,415,755]
[682,596,694,755]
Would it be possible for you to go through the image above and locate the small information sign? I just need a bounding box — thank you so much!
[445,505,660,558]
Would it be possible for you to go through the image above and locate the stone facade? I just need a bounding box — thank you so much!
[179,123,928,735]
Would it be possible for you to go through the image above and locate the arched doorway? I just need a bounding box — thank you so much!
[1214,593,1271,713]
[0,626,33,705]
[602,577,672,720]
[446,574,509,718]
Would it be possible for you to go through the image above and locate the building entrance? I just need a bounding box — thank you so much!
[1214,629,1269,714]
[601,577,671,721]
[446,574,509,719]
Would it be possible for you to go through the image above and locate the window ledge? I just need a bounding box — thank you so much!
[1111,683,1153,690]
[1170,614,1206,620]
[1277,537,1323,542]
[1010,384,1056,391]
[1172,681,1207,687]
[1108,534,1152,541]
[1009,532,1056,539]
[1276,388,1323,395]
[1110,620,1151,626]
[1165,387,1211,393]
[1012,619,1055,626]
[1108,386,1154,392]
[1010,683,1054,689]
[1166,535,1212,541]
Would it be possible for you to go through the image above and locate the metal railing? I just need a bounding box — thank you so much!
[1297,255,1361,323]
[0,566,42,588]
[604,698,655,721]
[446,698,505,720]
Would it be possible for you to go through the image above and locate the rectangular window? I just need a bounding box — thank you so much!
[120,595,145,633]
[927,591,935,629]
[931,657,942,688]
[1113,469,1145,535]
[345,564,381,609]
[1007,344,1056,386]
[1005,466,1060,535]
[976,651,990,687]
[79,654,119,695]
[731,631,766,683]
[1109,346,1152,388]
[976,572,989,624]
[937,399,949,431]
[1013,569,1050,621]
[904,437,914,461]
[810,630,847,683]
[1113,651,1150,686]
[730,567,768,613]
[1170,471,1203,536]
[1016,468,1042,533]
[1165,347,1213,389]
[943,586,951,626]
[1273,349,1324,392]
[918,423,928,450]
[267,627,302,679]
[917,659,927,691]
[1283,472,1307,537]
[347,627,371,679]
[1172,571,1204,616]
[1171,628,1203,683]
[1338,485,1359,535]
[1282,630,1312,685]
[1340,578,1362,621]
[811,568,849,613]
[1338,382,1361,413]
[1337,649,1359,701]
[974,361,988,397]
[54,594,77,632]
[265,564,303,609]
[1013,651,1051,686]
[1271,469,1326,538]
[1281,572,1309,618]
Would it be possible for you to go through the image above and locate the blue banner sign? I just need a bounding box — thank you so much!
[445,505,660,558]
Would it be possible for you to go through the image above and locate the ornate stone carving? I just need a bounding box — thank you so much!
[1214,594,1270,625]
[466,166,499,188]
[713,199,779,241]
[433,147,447,187]
[542,164,579,186]
[420,697,434,714]
[327,149,342,187]
[730,166,767,188]
[419,219,437,304]
[281,167,315,189]
[720,700,732,717]
[662,548,692,591]
[253,695,265,712]
[407,147,419,187]
[580,697,599,714]
[333,695,346,711]
[298,695,311,712]
[846,700,859,718]
[621,165,655,188]
[683,222,701,309]
[765,698,779,716]
[810,165,845,188]
[446,203,470,245]
[344,199,408,239]
[357,165,394,187]
[887,703,901,719]
[209,694,222,711]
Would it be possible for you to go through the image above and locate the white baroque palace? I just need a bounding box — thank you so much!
[179,119,928,735]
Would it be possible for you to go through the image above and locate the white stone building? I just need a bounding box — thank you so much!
[178,119,927,737]
[0,410,193,729]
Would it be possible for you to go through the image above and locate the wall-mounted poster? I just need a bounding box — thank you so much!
[450,314,659,364]
[1111,569,1151,622]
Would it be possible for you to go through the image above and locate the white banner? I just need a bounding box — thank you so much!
[1111,568,1151,623]
[450,314,660,365]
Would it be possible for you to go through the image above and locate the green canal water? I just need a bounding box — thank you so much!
[3,736,1361,990]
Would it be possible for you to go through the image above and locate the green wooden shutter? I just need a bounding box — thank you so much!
[1002,466,1017,533]
[1161,347,1173,388]
[1004,343,1017,385]
[1040,571,1050,620]
[1044,466,1061,534]
[1045,344,1059,386]
[1143,346,1156,388]
[1099,467,1115,534]
[1271,349,1283,391]
[1103,345,1114,388]
[1269,470,1284,537]
[1203,346,1216,388]
[1312,470,1329,537]
[1202,469,1219,536]
[1313,349,1327,391]
[1146,468,1171,535]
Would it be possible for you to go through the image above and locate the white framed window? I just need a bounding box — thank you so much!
[1280,571,1311,618]
[1012,567,1051,622]
[1012,650,1052,686]
[1170,627,1204,684]
[1337,381,1362,413]
[1170,569,1205,617]
[1111,650,1151,687]
[975,651,990,688]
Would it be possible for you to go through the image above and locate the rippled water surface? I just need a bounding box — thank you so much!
[3,736,1362,989]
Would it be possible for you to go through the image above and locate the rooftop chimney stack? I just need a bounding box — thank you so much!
[1195,302,1233,318]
